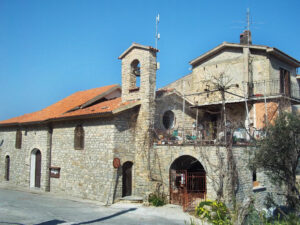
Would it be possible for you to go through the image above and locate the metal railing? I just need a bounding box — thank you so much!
[154,126,256,146]
[184,79,300,108]
[170,170,206,211]
[251,79,300,99]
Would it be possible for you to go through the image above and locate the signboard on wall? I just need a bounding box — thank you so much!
[113,158,121,168]
[50,167,61,178]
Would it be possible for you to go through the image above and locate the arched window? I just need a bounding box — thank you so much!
[162,110,175,130]
[15,129,22,149]
[131,60,140,88]
[74,125,84,150]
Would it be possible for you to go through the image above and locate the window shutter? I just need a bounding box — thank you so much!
[74,125,84,150]
[15,130,22,149]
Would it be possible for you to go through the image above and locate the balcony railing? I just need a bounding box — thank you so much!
[186,79,300,108]
[251,79,300,100]
[154,126,261,146]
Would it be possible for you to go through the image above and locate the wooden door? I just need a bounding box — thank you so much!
[5,156,10,181]
[122,162,133,197]
[284,71,291,96]
[35,151,41,188]
[280,69,291,96]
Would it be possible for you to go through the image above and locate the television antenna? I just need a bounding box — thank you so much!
[231,8,263,32]
[155,13,160,50]
[155,13,160,70]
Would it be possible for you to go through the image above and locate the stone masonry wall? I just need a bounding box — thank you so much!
[149,145,284,209]
[50,118,116,203]
[0,110,139,205]
[112,109,138,202]
[0,126,49,191]
[155,94,195,131]
[164,47,280,106]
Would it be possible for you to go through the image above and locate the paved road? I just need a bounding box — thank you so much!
[0,188,193,225]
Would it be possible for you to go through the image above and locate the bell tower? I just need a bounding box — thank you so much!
[118,43,158,197]
[118,43,158,103]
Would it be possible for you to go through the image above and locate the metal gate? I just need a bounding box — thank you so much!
[170,170,206,211]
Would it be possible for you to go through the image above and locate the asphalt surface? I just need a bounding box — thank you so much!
[0,188,194,225]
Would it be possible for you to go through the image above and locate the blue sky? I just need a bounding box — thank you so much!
[0,0,299,120]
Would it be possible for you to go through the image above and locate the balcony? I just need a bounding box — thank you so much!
[153,126,261,147]
[187,79,300,109]
[250,79,300,101]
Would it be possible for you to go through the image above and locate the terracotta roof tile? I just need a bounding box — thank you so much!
[59,97,133,118]
[0,84,135,126]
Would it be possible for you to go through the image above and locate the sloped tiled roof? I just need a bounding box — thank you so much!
[190,42,300,67]
[0,84,138,126]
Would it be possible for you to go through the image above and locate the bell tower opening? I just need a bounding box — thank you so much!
[131,59,141,90]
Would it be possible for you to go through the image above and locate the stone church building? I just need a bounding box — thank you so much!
[1,31,299,210]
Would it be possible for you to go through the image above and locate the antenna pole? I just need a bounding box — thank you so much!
[247,8,250,31]
[155,14,160,50]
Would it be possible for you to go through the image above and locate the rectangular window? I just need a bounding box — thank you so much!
[15,129,22,149]
[74,125,84,150]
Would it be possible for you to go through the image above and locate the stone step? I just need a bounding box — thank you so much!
[119,195,144,203]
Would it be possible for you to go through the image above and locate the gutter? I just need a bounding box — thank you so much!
[266,48,300,67]
[0,111,114,128]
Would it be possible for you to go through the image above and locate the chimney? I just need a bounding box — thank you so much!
[240,30,252,45]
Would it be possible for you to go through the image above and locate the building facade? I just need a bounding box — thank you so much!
[1,34,299,210]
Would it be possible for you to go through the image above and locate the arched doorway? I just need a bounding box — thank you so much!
[5,155,10,181]
[169,155,206,209]
[122,161,133,197]
[30,149,41,188]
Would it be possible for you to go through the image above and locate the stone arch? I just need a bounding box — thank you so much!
[170,155,205,172]
[169,155,206,206]
[122,161,133,197]
[30,149,42,188]
[170,152,208,172]
[5,155,10,181]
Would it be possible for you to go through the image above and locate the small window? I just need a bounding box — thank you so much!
[74,125,84,150]
[163,110,175,129]
[5,155,10,181]
[15,129,22,149]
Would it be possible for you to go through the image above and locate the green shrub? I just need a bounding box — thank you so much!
[243,206,300,225]
[185,218,199,225]
[267,213,300,225]
[148,193,166,207]
[195,200,232,225]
